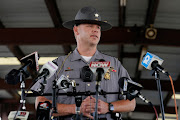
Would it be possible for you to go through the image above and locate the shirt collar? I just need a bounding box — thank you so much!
[70,48,104,62]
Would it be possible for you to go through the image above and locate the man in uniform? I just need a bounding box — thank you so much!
[31,6,136,120]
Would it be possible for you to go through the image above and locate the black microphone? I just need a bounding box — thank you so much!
[5,52,39,85]
[35,61,58,81]
[36,101,51,120]
[36,68,49,80]
[141,52,169,76]
[33,61,58,94]
[89,59,110,81]
[151,60,168,75]
[119,77,143,101]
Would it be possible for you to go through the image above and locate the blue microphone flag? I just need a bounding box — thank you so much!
[141,52,164,70]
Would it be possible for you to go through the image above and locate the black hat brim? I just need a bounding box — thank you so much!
[63,20,112,31]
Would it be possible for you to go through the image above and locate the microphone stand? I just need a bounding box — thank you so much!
[152,70,165,120]
[13,70,28,120]
[50,79,59,120]
[94,68,104,120]
[27,91,126,120]
[20,70,26,111]
[74,96,82,120]
[37,76,47,95]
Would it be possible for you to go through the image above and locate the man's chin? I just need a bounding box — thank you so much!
[89,42,99,47]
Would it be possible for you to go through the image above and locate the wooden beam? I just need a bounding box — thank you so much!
[1,21,30,102]
[134,46,148,83]
[6,90,20,101]
[119,0,126,27]
[45,0,72,54]
[0,28,180,46]
[0,78,34,90]
[118,45,124,63]
[134,105,175,114]
[62,45,72,55]
[122,52,139,58]
[0,20,5,28]
[123,119,149,120]
[153,92,173,120]
[138,46,148,71]
[1,103,35,112]
[0,28,74,45]
[134,46,144,82]
[44,0,63,28]
[145,0,159,25]
[7,45,37,78]
[139,77,180,92]
[7,45,25,61]
[135,104,176,114]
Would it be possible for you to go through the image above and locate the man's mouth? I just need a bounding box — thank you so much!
[90,35,98,38]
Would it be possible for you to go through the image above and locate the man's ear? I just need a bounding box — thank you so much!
[73,26,79,35]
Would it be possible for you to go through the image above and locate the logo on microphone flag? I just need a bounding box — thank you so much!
[141,52,153,68]
[90,61,110,68]
[89,61,110,74]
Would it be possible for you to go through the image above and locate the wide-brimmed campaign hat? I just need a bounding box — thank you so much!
[63,6,112,31]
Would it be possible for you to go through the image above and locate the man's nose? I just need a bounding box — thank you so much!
[92,27,99,33]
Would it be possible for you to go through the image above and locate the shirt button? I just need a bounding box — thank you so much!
[87,84,90,86]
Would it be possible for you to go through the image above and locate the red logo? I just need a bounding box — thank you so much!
[90,61,110,68]
[19,111,26,116]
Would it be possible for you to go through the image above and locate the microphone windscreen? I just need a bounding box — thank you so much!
[39,61,58,80]
[98,59,105,62]
[20,51,39,72]
[56,75,71,91]
[5,69,20,85]
[89,61,110,74]
[52,61,58,66]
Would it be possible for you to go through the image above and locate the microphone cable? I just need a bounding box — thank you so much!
[148,102,158,120]
[153,105,159,120]
[168,75,178,120]
[138,94,158,120]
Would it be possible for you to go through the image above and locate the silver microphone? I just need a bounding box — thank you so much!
[56,75,76,91]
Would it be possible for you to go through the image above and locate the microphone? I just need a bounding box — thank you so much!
[36,61,58,81]
[138,94,151,104]
[89,60,110,81]
[90,59,110,120]
[36,68,49,80]
[122,78,152,104]
[20,51,39,72]
[5,52,39,85]
[34,61,58,94]
[141,52,169,76]
[120,77,143,101]
[8,111,29,120]
[36,101,51,120]
[56,75,76,91]
[121,78,153,105]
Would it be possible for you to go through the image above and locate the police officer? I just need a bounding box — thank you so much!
[32,6,136,120]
